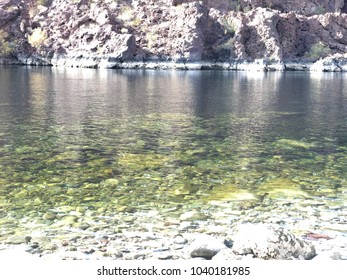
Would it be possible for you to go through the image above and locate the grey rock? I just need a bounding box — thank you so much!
[5,235,28,245]
[231,223,316,260]
[173,236,188,245]
[189,234,227,259]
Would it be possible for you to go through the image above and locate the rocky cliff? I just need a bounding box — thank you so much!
[0,0,347,71]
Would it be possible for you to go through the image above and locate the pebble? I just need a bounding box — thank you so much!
[0,196,346,260]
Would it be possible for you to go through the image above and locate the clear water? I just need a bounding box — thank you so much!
[0,66,346,234]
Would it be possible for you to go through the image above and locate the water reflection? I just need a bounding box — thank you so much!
[1,67,347,147]
[0,67,347,215]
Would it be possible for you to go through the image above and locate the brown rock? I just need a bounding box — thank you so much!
[231,8,282,60]
[278,12,347,60]
[168,2,208,61]
[0,0,347,69]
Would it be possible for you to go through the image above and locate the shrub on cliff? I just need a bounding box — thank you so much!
[35,0,51,6]
[28,28,47,49]
[0,30,15,57]
[305,42,331,60]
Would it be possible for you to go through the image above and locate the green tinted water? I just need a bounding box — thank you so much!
[0,67,346,233]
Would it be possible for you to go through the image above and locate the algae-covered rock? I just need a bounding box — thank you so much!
[118,153,171,170]
[53,215,78,227]
[203,184,258,202]
[257,178,308,199]
[273,139,316,150]
[5,235,28,245]
[101,179,119,187]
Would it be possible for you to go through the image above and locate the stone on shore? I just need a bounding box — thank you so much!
[231,223,316,260]
[189,234,227,259]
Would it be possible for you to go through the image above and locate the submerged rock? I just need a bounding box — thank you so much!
[257,178,308,199]
[231,223,316,259]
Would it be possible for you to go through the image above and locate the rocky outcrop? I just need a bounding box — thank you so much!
[230,8,282,60]
[277,12,347,60]
[0,0,347,71]
[0,0,20,28]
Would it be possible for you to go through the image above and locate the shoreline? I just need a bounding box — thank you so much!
[1,197,346,260]
[0,223,346,261]
[1,55,347,72]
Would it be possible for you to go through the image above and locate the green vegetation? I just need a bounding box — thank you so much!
[221,16,237,35]
[130,17,142,28]
[215,15,237,52]
[0,30,15,57]
[215,37,235,52]
[305,42,331,60]
[119,5,135,22]
[230,0,242,12]
[28,28,47,48]
[315,5,326,15]
[36,0,49,5]
[146,31,159,49]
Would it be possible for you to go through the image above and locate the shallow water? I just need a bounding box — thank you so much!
[0,66,346,241]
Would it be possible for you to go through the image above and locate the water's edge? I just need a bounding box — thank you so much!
[1,54,347,72]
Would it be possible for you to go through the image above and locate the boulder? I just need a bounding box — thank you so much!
[189,234,227,259]
[231,223,316,260]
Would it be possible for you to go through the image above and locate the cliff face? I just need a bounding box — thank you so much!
[0,0,347,70]
[241,0,346,15]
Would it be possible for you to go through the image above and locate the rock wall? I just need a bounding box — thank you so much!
[241,0,346,15]
[0,0,347,70]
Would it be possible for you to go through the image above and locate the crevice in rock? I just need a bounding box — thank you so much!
[342,1,347,13]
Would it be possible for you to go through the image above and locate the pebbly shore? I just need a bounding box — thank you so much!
[1,197,346,260]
